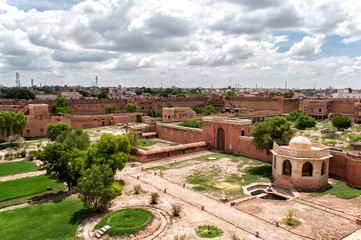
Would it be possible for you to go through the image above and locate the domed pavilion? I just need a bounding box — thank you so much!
[271,136,332,189]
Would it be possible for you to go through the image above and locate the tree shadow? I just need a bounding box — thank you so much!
[69,208,95,224]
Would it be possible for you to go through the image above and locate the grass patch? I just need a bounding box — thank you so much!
[195,225,223,238]
[310,136,319,140]
[170,143,179,146]
[0,198,94,240]
[307,178,361,199]
[95,208,154,236]
[137,139,156,147]
[0,175,64,202]
[0,161,39,177]
[192,186,206,191]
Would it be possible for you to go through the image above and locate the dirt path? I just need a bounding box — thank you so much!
[0,170,46,182]
[122,166,311,240]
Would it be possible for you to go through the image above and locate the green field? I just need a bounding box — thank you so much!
[0,198,94,240]
[0,175,64,202]
[0,161,39,177]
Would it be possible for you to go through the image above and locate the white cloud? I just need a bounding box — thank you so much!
[287,35,325,58]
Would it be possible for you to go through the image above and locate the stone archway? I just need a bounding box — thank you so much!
[302,162,313,176]
[215,128,225,151]
[283,160,292,177]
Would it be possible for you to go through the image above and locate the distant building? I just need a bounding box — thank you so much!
[61,92,82,99]
[35,94,57,100]
[333,89,361,98]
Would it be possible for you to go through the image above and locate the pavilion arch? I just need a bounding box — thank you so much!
[215,127,225,151]
[282,160,292,177]
[302,162,313,177]
[321,160,326,175]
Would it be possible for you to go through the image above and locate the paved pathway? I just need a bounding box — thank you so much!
[0,170,46,182]
[124,166,311,240]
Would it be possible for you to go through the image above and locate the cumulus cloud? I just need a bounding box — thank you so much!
[287,35,325,58]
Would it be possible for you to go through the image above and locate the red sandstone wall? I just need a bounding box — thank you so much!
[346,160,361,188]
[156,125,203,144]
[329,155,347,180]
[329,99,356,114]
[235,137,272,162]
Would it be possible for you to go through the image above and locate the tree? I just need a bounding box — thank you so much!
[294,115,316,130]
[62,128,90,151]
[76,164,116,212]
[168,102,175,107]
[51,96,71,114]
[348,88,352,93]
[46,122,72,141]
[287,109,306,122]
[332,116,352,131]
[283,91,294,98]
[97,90,108,99]
[250,116,294,154]
[0,111,27,138]
[126,131,139,147]
[105,104,117,113]
[125,103,140,113]
[1,88,35,100]
[224,90,237,96]
[77,90,89,97]
[192,106,200,114]
[135,89,142,95]
[86,133,131,174]
[203,105,216,116]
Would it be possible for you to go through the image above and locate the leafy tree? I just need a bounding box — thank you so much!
[203,105,216,116]
[62,128,90,150]
[46,122,72,141]
[168,102,175,107]
[224,90,237,96]
[348,88,352,93]
[135,89,142,95]
[250,116,294,154]
[86,133,131,174]
[287,109,306,122]
[0,111,27,138]
[283,91,294,98]
[125,103,140,113]
[76,164,116,212]
[294,115,316,130]
[1,88,35,100]
[77,90,89,97]
[97,90,108,99]
[179,119,202,128]
[126,131,139,147]
[332,116,352,131]
[51,96,71,114]
[192,106,200,114]
[105,104,117,113]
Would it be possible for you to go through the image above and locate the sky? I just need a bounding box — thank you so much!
[1,0,361,89]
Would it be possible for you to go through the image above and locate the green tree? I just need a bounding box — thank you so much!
[1,88,35,100]
[179,119,202,128]
[332,116,352,131]
[77,90,89,97]
[135,89,142,95]
[168,102,175,107]
[0,111,27,138]
[125,103,140,113]
[287,109,306,122]
[283,91,294,98]
[51,96,71,114]
[224,90,237,96]
[105,104,117,113]
[97,90,108,99]
[348,88,352,93]
[62,128,90,151]
[192,106,200,114]
[126,131,139,147]
[203,105,216,116]
[76,164,116,212]
[294,115,316,130]
[86,133,131,174]
[46,122,72,142]
[250,116,294,154]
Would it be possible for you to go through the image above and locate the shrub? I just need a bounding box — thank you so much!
[4,152,14,160]
[171,203,182,217]
[142,126,151,133]
[125,103,140,113]
[111,182,123,195]
[133,184,142,194]
[294,115,316,130]
[195,225,223,238]
[168,102,175,107]
[105,104,117,113]
[179,119,202,129]
[126,131,139,147]
[20,150,27,158]
[287,109,306,122]
[192,106,200,114]
[332,116,352,131]
[150,192,159,204]
[283,209,301,227]
[174,234,188,240]
[128,155,138,162]
[203,105,216,116]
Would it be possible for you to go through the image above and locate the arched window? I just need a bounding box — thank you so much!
[283,160,292,176]
[321,161,326,175]
[302,162,313,177]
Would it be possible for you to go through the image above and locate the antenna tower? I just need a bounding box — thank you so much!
[15,72,20,88]
[95,75,98,87]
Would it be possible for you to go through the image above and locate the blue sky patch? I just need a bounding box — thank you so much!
[6,0,85,11]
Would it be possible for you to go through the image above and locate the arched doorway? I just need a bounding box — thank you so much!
[283,160,292,176]
[321,161,326,175]
[216,128,225,151]
[302,162,313,176]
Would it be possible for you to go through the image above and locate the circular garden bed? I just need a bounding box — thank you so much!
[95,208,154,236]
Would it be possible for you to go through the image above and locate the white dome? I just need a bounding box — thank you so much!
[289,136,312,150]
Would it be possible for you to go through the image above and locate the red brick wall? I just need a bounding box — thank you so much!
[235,137,272,162]
[156,124,203,144]
[329,154,347,180]
[346,160,361,188]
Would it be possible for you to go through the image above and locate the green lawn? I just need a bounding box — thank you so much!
[0,175,64,202]
[95,208,154,236]
[309,178,361,199]
[137,139,156,147]
[0,198,94,240]
[0,161,39,177]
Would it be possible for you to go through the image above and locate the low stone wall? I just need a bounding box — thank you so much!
[156,122,203,144]
[236,136,272,162]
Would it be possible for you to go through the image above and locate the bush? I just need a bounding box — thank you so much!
[203,105,216,116]
[125,103,140,113]
[126,131,139,147]
[192,106,200,114]
[20,150,27,158]
[105,104,117,113]
[150,192,159,204]
[27,150,38,160]
[4,152,14,160]
[179,119,202,129]
[133,184,142,194]
[174,234,188,240]
[168,102,175,107]
[142,126,151,133]
[195,225,223,238]
[294,115,316,130]
[332,116,352,131]
[171,203,182,217]
[128,155,138,162]
[111,182,123,195]
[287,109,306,122]
[283,209,301,227]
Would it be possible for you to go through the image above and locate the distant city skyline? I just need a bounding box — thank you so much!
[1,0,361,88]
